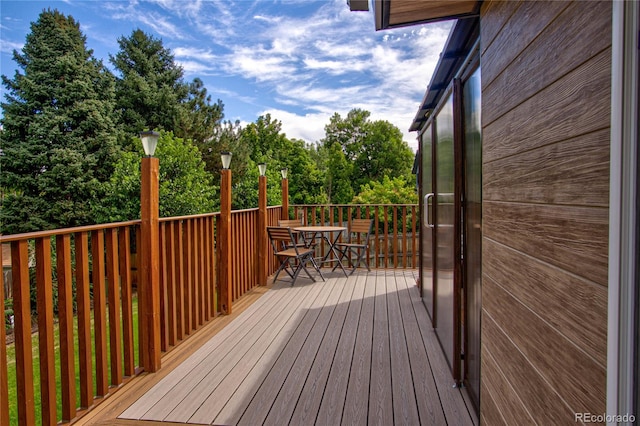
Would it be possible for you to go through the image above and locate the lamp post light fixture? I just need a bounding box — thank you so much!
[281,168,288,179]
[258,163,267,177]
[221,151,232,169]
[140,131,160,157]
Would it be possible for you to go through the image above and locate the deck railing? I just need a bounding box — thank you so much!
[1,202,417,425]
[291,204,419,269]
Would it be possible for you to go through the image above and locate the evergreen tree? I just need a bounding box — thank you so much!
[0,9,119,234]
[176,77,225,154]
[110,29,189,142]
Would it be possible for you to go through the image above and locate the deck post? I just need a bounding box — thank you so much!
[281,169,289,220]
[219,165,233,314]
[258,173,268,285]
[140,155,161,372]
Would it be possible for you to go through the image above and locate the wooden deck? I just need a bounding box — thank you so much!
[83,270,477,426]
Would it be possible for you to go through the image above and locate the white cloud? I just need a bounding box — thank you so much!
[262,108,330,143]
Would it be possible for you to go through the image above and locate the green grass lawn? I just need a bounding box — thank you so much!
[6,296,139,425]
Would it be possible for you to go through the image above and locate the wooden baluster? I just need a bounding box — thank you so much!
[35,237,57,425]
[12,240,35,425]
[203,217,212,319]
[105,228,123,385]
[158,223,168,351]
[75,232,93,408]
[193,218,202,326]
[57,234,76,421]
[0,240,9,426]
[412,206,417,268]
[211,217,218,315]
[402,206,408,268]
[165,222,177,346]
[184,219,193,333]
[393,207,398,268]
[174,221,184,340]
[384,207,389,268]
[119,227,135,377]
[92,230,109,396]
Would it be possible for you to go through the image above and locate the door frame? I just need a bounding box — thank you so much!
[608,0,638,421]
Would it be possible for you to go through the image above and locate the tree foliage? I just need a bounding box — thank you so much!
[352,175,418,205]
[94,131,217,222]
[0,9,120,234]
[1,9,417,235]
[110,29,189,143]
[321,108,415,200]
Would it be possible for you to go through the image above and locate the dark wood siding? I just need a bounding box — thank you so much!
[480,0,610,422]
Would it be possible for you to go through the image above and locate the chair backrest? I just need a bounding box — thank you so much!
[278,219,303,228]
[267,226,296,252]
[347,219,374,244]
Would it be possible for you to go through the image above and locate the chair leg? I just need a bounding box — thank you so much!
[308,255,325,281]
[331,246,348,273]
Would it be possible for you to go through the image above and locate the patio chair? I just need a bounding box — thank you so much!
[332,218,374,275]
[278,218,314,249]
[267,226,324,285]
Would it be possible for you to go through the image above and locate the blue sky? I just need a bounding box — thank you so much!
[1,0,452,150]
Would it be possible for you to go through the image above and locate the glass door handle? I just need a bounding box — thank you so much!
[424,193,434,228]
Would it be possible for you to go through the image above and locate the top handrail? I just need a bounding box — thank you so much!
[0,219,142,242]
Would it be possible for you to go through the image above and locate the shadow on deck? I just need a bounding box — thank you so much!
[77,270,477,426]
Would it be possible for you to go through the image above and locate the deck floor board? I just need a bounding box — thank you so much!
[119,270,476,426]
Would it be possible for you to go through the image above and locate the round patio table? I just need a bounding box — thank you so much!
[293,225,348,276]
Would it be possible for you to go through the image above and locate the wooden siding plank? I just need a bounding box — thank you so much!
[481,345,535,424]
[482,312,575,423]
[484,1,611,126]
[483,201,609,286]
[479,0,522,58]
[483,238,608,366]
[483,276,606,416]
[483,129,610,207]
[483,47,611,163]
[479,381,508,426]
[481,0,569,90]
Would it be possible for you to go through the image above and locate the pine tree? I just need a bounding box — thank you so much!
[0,9,120,234]
[111,29,189,141]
